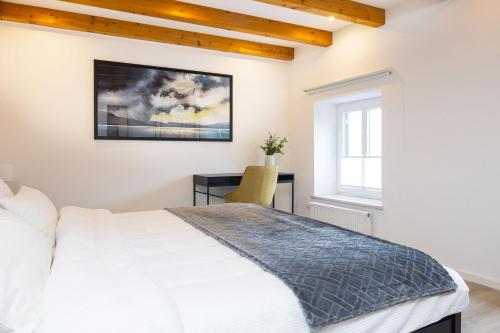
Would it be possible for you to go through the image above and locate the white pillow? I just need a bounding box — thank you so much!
[0,207,26,224]
[0,186,58,241]
[0,179,13,198]
[0,209,53,333]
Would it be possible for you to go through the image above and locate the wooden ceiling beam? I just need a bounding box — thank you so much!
[255,0,385,28]
[61,0,333,47]
[0,1,294,60]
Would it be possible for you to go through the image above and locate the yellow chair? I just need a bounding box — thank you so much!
[224,166,279,206]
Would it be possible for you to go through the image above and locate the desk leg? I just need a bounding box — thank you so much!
[272,194,275,208]
[206,186,210,205]
[193,183,196,206]
[291,180,295,214]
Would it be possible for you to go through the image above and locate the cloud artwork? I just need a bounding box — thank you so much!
[94,60,232,141]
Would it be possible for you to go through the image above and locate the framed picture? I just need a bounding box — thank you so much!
[94,60,233,141]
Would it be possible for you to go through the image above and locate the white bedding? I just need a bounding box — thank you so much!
[35,207,469,333]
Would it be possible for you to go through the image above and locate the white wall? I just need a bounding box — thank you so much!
[0,23,291,212]
[289,0,500,287]
[313,102,337,196]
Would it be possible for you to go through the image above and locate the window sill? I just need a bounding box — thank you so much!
[311,194,384,210]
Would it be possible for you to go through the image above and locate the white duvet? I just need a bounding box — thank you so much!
[35,207,469,333]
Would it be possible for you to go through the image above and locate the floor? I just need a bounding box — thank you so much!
[463,282,500,333]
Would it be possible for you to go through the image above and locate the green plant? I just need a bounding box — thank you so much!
[260,132,288,156]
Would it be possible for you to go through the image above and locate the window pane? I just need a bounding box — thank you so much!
[340,158,362,187]
[364,158,381,189]
[343,111,362,156]
[367,108,381,157]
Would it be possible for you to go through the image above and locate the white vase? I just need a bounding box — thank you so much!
[265,155,276,167]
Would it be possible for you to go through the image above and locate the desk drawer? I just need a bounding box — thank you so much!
[208,176,242,187]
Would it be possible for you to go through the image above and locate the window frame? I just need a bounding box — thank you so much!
[336,97,382,199]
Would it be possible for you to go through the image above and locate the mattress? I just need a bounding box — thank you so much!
[34,207,469,333]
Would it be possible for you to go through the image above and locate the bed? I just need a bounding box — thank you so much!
[34,205,469,333]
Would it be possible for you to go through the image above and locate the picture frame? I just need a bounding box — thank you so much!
[94,60,233,142]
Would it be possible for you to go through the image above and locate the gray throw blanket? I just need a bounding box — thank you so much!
[166,203,456,330]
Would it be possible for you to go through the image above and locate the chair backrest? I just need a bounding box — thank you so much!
[230,166,278,206]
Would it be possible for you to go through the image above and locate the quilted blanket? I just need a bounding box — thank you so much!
[166,204,457,330]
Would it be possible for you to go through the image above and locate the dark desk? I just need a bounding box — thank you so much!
[193,172,295,213]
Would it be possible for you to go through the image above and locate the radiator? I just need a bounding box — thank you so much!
[307,202,372,235]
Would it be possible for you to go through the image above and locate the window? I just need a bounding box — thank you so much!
[337,97,381,198]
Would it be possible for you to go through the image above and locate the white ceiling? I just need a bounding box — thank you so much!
[6,0,408,48]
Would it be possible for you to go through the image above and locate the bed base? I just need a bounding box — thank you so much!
[413,313,461,333]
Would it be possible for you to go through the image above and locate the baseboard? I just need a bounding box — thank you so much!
[455,269,500,290]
